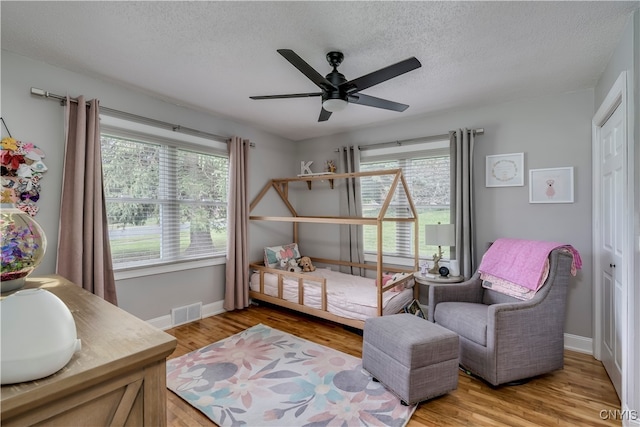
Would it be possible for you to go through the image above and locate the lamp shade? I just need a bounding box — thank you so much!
[322,98,348,113]
[425,223,455,246]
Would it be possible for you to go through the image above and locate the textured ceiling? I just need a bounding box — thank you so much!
[1,1,638,141]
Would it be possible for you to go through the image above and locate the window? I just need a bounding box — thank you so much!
[100,118,228,270]
[359,139,451,261]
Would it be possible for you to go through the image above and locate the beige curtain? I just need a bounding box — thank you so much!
[338,146,364,276]
[57,96,117,304]
[450,129,476,278]
[224,136,250,310]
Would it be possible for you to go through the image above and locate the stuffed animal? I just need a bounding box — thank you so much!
[298,256,316,272]
[276,258,288,270]
[287,258,302,273]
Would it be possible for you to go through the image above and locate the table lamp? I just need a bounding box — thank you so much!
[425,222,455,275]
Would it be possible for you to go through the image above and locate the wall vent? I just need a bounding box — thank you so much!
[171,302,202,326]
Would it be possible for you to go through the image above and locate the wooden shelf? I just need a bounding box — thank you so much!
[296,172,335,189]
[250,215,379,225]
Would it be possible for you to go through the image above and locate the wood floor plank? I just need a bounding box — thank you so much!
[164,303,621,426]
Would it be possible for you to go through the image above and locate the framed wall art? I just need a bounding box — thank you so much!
[486,153,524,187]
[529,167,574,203]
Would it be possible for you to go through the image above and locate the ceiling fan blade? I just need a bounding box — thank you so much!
[278,49,336,91]
[348,93,409,112]
[318,108,332,122]
[341,57,421,94]
[250,92,322,100]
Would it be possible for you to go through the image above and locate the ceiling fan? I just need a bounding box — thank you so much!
[250,49,421,122]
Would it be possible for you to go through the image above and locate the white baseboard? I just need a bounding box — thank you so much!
[622,402,640,427]
[146,314,173,331]
[147,300,226,331]
[564,333,593,355]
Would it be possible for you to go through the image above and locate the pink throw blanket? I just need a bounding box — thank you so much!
[478,238,582,291]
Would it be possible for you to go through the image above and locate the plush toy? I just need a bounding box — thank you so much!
[276,258,288,270]
[275,258,302,273]
[298,256,316,272]
[287,258,302,273]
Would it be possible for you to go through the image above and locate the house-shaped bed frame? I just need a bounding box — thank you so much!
[249,169,420,329]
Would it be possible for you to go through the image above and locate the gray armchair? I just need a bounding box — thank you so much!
[428,249,573,386]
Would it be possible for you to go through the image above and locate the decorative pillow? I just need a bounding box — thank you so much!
[264,243,301,268]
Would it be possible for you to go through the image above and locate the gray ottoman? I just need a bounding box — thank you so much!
[363,313,459,405]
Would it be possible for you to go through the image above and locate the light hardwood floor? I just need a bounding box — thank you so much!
[165,303,621,427]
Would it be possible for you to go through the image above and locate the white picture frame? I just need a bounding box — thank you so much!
[486,153,524,187]
[529,167,574,203]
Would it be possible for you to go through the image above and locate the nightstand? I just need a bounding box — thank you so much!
[414,273,464,285]
[414,273,464,308]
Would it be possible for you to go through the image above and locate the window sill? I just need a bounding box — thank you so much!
[114,257,226,280]
[363,253,416,267]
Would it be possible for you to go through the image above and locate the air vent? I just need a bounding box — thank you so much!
[171,302,202,327]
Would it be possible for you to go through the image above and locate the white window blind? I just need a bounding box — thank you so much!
[101,126,228,270]
[360,140,451,259]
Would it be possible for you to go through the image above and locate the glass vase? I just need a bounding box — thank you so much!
[1,204,47,293]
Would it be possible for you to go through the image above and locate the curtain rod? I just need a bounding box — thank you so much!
[29,87,240,144]
[358,128,483,151]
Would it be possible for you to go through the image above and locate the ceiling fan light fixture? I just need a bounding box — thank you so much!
[322,98,348,113]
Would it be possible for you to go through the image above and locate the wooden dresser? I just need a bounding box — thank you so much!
[1,275,177,426]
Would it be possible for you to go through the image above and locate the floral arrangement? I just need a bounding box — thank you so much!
[0,212,45,281]
[1,136,47,216]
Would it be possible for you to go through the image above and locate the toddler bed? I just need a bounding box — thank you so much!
[250,247,417,329]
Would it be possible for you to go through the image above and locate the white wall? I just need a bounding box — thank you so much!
[1,51,297,321]
[0,49,614,341]
[296,89,594,339]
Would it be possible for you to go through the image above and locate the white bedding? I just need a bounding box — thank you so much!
[249,268,414,321]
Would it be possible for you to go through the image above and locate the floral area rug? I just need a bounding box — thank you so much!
[166,324,416,426]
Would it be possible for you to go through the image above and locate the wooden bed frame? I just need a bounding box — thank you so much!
[249,169,420,329]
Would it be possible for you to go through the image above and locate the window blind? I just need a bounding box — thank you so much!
[360,140,451,259]
[101,132,229,269]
